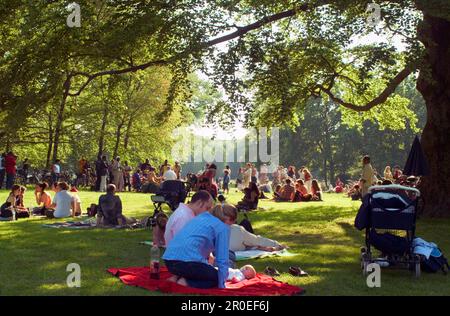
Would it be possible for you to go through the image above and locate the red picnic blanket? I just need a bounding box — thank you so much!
[107,266,304,296]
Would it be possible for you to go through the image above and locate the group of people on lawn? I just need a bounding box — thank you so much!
[232,164,322,207]
[0,181,284,289]
[337,156,419,201]
[0,181,130,227]
[153,190,286,289]
[0,181,82,220]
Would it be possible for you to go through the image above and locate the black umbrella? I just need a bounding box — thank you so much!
[403,135,430,176]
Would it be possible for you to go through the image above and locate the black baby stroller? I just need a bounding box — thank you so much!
[150,180,189,217]
[355,184,422,277]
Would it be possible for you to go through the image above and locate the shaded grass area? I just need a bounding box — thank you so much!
[0,189,449,296]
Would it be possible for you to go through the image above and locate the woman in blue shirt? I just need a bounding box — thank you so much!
[162,203,237,289]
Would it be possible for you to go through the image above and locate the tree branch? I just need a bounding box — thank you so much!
[68,4,316,97]
[317,65,415,111]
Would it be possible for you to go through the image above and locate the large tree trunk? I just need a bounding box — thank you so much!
[123,117,133,150]
[52,79,71,163]
[416,15,450,217]
[113,120,124,159]
[46,112,54,169]
[97,105,108,159]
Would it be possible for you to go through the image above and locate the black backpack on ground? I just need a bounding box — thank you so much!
[0,202,13,218]
[87,204,98,217]
[368,229,409,255]
[239,218,254,234]
[421,250,450,274]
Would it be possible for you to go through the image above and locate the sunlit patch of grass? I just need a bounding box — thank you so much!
[1,189,449,295]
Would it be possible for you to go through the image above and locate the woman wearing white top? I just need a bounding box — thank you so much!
[47,182,74,218]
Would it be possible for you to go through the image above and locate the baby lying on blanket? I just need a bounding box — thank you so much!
[227,265,257,283]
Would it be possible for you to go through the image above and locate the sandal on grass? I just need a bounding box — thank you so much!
[264,266,281,277]
[289,266,309,277]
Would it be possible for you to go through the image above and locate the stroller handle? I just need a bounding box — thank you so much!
[368,184,420,197]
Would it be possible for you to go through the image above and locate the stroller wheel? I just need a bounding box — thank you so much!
[362,260,369,276]
[414,262,421,278]
[414,255,421,278]
[361,253,370,276]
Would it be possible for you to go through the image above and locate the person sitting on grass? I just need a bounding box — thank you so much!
[163,203,237,289]
[335,177,344,193]
[96,184,135,227]
[163,166,178,181]
[143,167,161,193]
[274,184,282,196]
[16,186,25,207]
[347,182,362,201]
[292,180,312,202]
[70,187,82,217]
[274,178,295,202]
[163,190,214,246]
[32,182,52,216]
[236,182,259,210]
[16,186,31,215]
[47,182,73,219]
[0,185,30,219]
[152,212,169,247]
[311,179,323,201]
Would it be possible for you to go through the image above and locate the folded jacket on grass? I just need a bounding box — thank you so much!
[107,266,304,296]
[235,249,296,261]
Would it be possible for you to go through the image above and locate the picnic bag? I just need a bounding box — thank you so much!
[0,202,14,219]
[239,218,254,234]
[87,204,98,217]
[421,250,450,274]
[369,229,409,255]
[15,209,30,218]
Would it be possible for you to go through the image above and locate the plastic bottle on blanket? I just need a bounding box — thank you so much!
[150,244,160,279]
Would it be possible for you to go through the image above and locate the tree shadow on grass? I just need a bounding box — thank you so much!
[0,218,155,295]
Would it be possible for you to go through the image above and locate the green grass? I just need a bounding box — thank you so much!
[0,189,449,296]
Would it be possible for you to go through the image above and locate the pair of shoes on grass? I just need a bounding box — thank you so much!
[264,266,309,277]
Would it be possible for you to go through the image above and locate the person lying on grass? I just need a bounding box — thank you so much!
[224,264,257,284]
[229,220,286,252]
[163,203,237,289]
[96,184,136,227]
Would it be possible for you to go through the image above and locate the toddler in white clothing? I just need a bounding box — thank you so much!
[227,265,257,283]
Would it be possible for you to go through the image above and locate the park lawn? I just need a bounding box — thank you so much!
[0,189,449,296]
